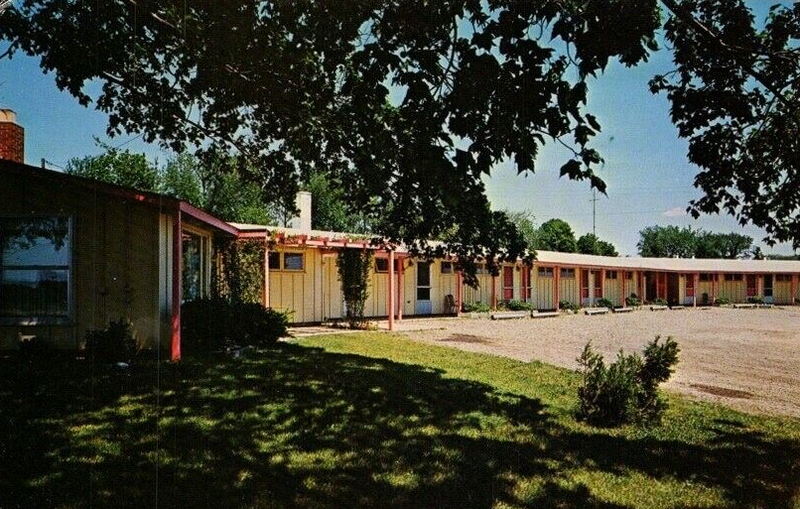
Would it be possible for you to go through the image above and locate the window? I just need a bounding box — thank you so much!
[560,268,575,278]
[182,231,208,302]
[776,274,792,282]
[1,217,71,321]
[699,273,713,282]
[724,273,743,282]
[283,252,304,271]
[476,263,488,274]
[416,261,431,300]
[538,267,553,278]
[763,275,773,297]
[375,258,389,272]
[625,271,633,280]
[606,270,618,280]
[268,252,281,270]
[441,261,453,274]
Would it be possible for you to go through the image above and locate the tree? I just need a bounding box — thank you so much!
[637,226,698,258]
[0,0,663,278]
[7,1,797,262]
[502,210,538,252]
[66,142,160,191]
[69,145,274,224]
[303,171,372,233]
[577,233,618,256]
[537,219,577,253]
[651,1,800,249]
[695,232,752,259]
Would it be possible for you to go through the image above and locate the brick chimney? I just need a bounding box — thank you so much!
[0,109,24,164]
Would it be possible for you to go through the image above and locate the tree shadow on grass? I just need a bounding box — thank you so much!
[0,344,798,508]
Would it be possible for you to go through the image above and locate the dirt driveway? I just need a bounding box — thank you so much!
[396,308,800,418]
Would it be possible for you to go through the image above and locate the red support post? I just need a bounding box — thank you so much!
[792,274,798,305]
[693,272,699,307]
[553,265,560,311]
[600,269,606,300]
[263,235,270,308]
[491,274,497,310]
[455,269,463,316]
[397,258,403,321]
[388,249,395,331]
[170,209,182,361]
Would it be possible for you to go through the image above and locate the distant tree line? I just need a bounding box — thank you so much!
[637,226,755,259]
[503,212,618,256]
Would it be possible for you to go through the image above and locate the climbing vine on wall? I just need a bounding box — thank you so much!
[213,238,265,304]
[336,248,373,328]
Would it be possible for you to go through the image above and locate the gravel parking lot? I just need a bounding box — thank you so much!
[396,307,800,418]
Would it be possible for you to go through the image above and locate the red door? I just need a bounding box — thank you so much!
[593,271,602,298]
[503,266,514,300]
[746,275,757,297]
[581,270,589,299]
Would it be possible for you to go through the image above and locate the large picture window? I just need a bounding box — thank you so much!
[0,217,71,321]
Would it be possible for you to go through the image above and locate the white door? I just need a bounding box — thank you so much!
[415,261,432,315]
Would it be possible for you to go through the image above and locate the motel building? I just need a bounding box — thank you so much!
[2,109,800,360]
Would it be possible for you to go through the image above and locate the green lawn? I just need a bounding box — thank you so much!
[1,333,799,508]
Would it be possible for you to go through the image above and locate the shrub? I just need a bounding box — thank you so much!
[625,294,641,307]
[559,300,579,312]
[181,298,288,353]
[85,319,138,364]
[596,297,614,309]
[576,336,680,427]
[505,299,533,311]
[715,297,731,305]
[337,249,373,328]
[651,298,668,306]
[463,301,490,313]
[747,296,764,304]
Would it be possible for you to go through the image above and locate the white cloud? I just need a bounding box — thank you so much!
[662,207,687,217]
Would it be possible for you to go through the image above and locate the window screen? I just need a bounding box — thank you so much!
[0,217,71,319]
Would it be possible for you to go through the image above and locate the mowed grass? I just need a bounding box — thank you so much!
[0,333,798,508]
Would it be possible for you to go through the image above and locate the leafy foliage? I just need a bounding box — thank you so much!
[558,300,580,312]
[576,233,618,256]
[336,249,373,328]
[0,0,665,276]
[213,239,265,305]
[462,301,490,313]
[625,294,642,307]
[536,219,577,253]
[503,299,532,311]
[84,319,138,364]
[715,297,731,305]
[577,336,680,427]
[66,141,160,191]
[651,1,800,249]
[651,298,668,306]
[181,298,288,353]
[595,297,614,310]
[304,171,372,233]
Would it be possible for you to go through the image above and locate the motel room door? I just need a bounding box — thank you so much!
[415,261,432,315]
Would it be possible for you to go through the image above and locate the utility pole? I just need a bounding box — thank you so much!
[590,188,598,236]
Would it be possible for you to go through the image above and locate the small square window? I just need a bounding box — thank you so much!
[375,258,389,272]
[606,271,617,280]
[283,252,304,271]
[268,252,281,270]
[625,271,633,279]
[560,268,575,278]
[441,262,453,274]
[538,267,553,278]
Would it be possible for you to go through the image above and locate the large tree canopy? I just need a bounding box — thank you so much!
[651,0,800,248]
[2,0,797,272]
[0,0,661,275]
[638,225,754,259]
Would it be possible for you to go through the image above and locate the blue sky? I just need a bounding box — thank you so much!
[0,6,794,256]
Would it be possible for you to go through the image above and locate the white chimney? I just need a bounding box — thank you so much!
[290,191,312,231]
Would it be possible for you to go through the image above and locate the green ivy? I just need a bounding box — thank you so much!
[337,249,373,328]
